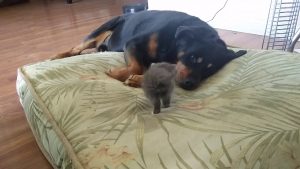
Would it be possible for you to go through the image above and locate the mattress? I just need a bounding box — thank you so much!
[16,50,300,169]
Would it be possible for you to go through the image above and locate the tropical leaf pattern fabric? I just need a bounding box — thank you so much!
[17,50,300,169]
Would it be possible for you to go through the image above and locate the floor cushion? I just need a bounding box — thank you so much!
[17,50,300,169]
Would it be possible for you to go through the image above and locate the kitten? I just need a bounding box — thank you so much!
[142,62,177,114]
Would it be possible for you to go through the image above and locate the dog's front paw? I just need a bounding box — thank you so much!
[105,68,129,82]
[124,75,143,88]
[153,107,160,114]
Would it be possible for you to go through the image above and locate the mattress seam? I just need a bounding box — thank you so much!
[18,67,84,169]
[17,70,61,169]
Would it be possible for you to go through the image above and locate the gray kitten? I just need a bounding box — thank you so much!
[142,62,177,114]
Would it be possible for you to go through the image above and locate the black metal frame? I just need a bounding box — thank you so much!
[287,28,300,52]
[262,0,300,51]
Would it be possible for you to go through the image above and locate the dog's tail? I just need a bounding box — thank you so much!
[84,15,125,42]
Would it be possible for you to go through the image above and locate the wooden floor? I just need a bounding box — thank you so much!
[0,0,264,169]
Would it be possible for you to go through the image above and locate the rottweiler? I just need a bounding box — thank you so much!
[52,10,247,90]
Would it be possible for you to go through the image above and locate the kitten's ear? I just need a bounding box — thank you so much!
[163,64,176,71]
[165,64,177,76]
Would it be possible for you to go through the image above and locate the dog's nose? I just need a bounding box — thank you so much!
[180,79,197,90]
[184,79,193,87]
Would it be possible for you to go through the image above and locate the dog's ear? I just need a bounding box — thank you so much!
[216,38,247,59]
[216,38,235,59]
[175,26,195,39]
[175,26,218,40]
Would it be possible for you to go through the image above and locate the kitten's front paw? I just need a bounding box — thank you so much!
[153,108,160,114]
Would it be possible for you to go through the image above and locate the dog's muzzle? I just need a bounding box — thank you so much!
[175,62,199,90]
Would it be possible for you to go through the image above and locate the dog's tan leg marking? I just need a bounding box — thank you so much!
[106,56,143,83]
[147,33,158,58]
[95,31,113,48]
[80,48,98,55]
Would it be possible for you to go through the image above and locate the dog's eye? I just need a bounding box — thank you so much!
[190,55,203,64]
[177,51,185,58]
[196,57,203,63]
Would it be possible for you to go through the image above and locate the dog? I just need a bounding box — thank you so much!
[142,62,176,114]
[52,10,247,90]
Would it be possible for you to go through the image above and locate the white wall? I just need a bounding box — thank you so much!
[148,0,272,35]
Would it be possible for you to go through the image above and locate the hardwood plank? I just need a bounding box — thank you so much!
[0,0,147,168]
[217,29,265,49]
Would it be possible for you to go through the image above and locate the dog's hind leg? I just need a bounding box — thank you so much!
[51,31,113,60]
[51,39,97,60]
[51,15,123,60]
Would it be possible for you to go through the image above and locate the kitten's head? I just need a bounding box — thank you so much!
[142,62,176,95]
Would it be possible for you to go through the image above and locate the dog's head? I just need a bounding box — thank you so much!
[174,26,241,90]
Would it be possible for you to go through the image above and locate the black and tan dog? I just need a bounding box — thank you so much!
[52,10,246,90]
